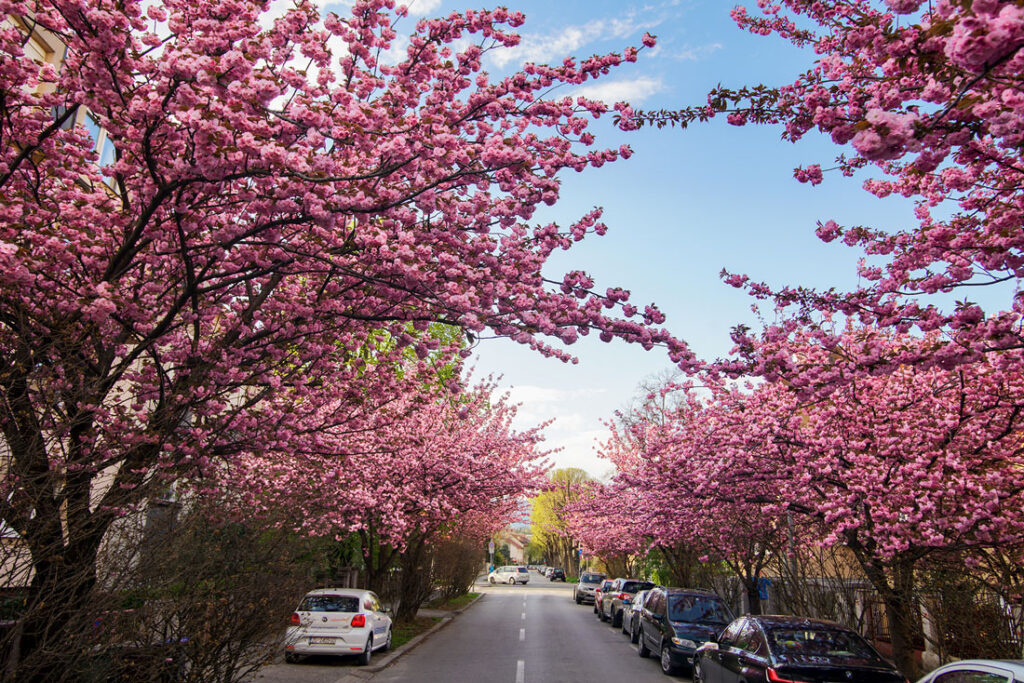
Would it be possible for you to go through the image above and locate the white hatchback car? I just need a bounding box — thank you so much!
[488,566,530,584]
[284,588,392,665]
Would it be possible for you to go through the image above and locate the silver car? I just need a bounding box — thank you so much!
[621,588,650,642]
[573,571,606,604]
[916,660,1024,682]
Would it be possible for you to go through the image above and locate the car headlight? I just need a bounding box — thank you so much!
[671,637,698,650]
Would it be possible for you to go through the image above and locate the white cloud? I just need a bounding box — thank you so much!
[673,42,722,61]
[488,16,660,70]
[573,76,664,105]
[403,0,442,17]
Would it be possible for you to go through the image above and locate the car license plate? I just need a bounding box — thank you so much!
[309,637,335,645]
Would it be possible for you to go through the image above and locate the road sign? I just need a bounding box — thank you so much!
[488,540,495,554]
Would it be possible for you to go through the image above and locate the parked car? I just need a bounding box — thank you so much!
[599,578,656,627]
[636,587,733,676]
[284,588,392,666]
[694,615,905,683]
[593,579,615,616]
[488,566,530,584]
[548,568,566,581]
[916,659,1024,683]
[621,588,651,642]
[573,571,606,605]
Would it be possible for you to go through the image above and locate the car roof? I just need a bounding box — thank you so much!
[302,588,371,598]
[660,587,719,596]
[750,615,850,630]
[927,660,1024,675]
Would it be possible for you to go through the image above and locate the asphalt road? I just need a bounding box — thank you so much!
[367,576,686,683]
[252,573,691,683]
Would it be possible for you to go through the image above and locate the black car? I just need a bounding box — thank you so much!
[694,615,905,683]
[636,587,733,676]
[548,568,566,581]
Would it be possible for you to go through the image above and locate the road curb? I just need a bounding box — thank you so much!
[338,592,485,680]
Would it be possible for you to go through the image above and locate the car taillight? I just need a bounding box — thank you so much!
[767,669,809,683]
[351,614,366,627]
[290,613,300,625]
[618,593,630,600]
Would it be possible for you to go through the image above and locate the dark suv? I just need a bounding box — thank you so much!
[636,587,733,676]
[598,578,656,628]
[548,568,566,581]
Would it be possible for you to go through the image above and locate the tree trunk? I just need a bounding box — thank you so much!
[744,576,763,616]
[855,549,922,680]
[395,537,433,624]
[14,540,103,682]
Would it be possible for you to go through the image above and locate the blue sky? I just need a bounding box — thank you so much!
[395,0,922,478]
[308,0,935,476]
[395,0,930,478]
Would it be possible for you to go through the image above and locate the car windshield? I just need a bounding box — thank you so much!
[667,595,731,624]
[622,581,655,593]
[298,595,360,612]
[581,573,604,583]
[768,628,883,664]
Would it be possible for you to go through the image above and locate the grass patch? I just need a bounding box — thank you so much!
[424,592,479,611]
[391,616,442,649]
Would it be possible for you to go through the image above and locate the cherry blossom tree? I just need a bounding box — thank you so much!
[229,369,549,621]
[602,327,1024,675]
[564,483,648,578]
[0,0,684,673]
[750,329,1024,675]
[592,382,789,612]
[629,1,1024,375]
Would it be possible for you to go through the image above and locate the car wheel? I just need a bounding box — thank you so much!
[593,603,598,615]
[660,642,679,675]
[489,576,495,584]
[284,652,299,664]
[358,635,373,666]
[382,627,392,652]
[692,657,706,683]
[575,593,582,605]
[598,605,608,621]
[612,609,622,628]
[621,614,629,634]
[508,576,516,585]
[637,631,651,658]
[630,619,640,644]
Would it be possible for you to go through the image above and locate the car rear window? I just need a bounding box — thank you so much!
[517,567,528,573]
[622,581,655,593]
[298,595,360,613]
[667,594,731,624]
[768,628,882,665]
